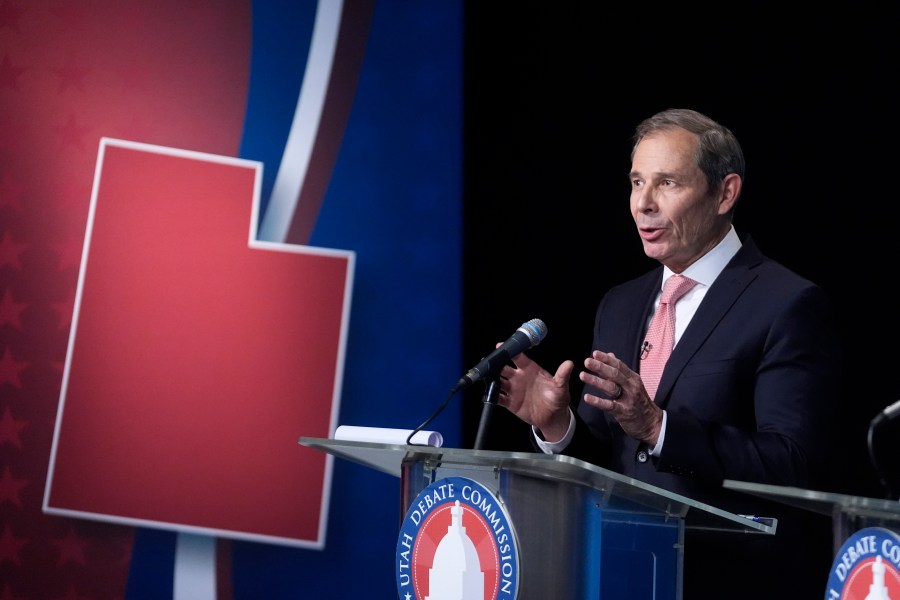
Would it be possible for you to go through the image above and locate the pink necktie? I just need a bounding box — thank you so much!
[640,274,698,401]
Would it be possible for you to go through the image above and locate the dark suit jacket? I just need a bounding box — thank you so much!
[567,235,843,598]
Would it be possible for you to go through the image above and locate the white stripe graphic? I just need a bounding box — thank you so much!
[174,533,217,600]
[258,0,344,243]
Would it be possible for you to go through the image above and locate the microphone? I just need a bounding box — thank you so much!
[454,318,547,392]
[867,399,900,500]
[871,399,900,429]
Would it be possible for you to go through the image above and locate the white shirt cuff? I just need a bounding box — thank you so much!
[533,408,575,454]
[649,410,667,456]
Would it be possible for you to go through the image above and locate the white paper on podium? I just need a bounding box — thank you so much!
[333,425,443,447]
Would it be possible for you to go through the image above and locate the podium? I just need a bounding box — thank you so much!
[301,437,774,599]
[724,479,900,554]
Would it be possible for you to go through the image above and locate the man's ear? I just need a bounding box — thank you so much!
[717,173,742,215]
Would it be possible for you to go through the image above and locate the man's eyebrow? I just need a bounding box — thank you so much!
[629,170,678,180]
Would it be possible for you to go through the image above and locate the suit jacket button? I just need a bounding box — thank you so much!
[636,449,648,463]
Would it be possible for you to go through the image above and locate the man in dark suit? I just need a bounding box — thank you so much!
[496,108,842,598]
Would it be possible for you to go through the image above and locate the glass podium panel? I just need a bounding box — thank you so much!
[724,479,900,553]
[301,437,776,535]
[301,438,777,599]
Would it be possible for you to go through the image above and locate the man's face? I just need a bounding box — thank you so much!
[629,127,729,273]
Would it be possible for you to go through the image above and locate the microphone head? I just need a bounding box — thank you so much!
[518,318,548,347]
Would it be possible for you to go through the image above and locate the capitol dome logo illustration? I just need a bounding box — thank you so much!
[396,477,520,599]
[825,527,900,599]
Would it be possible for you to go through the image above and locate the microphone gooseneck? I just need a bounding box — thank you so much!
[867,398,900,500]
[407,318,548,447]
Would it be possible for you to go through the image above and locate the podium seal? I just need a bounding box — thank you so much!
[395,476,520,599]
[825,526,900,598]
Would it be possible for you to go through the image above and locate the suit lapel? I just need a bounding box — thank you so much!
[654,238,763,408]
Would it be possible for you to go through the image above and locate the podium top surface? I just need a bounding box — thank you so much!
[301,437,776,534]
[724,479,900,524]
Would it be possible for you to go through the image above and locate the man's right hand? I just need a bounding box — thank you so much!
[496,352,574,443]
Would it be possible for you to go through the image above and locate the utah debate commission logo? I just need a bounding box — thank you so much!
[826,527,900,599]
[396,477,520,599]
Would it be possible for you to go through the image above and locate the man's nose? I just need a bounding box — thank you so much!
[633,187,656,212]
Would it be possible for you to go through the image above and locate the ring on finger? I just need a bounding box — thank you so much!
[611,383,623,400]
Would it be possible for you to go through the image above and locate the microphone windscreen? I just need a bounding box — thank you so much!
[520,318,548,346]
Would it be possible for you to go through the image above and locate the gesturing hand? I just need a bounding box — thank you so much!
[496,351,574,443]
[579,350,663,446]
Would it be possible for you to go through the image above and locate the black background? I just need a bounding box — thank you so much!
[459,5,899,500]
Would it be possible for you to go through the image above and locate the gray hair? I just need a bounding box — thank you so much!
[631,108,745,197]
